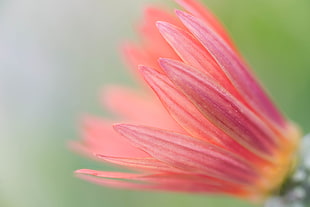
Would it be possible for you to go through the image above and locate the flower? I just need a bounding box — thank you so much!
[72,0,301,203]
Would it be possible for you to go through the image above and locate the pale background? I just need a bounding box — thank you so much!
[1,0,310,206]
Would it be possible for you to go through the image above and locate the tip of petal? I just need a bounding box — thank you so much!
[158,58,182,74]
[174,9,188,18]
[158,57,170,65]
[155,21,169,30]
[174,9,195,25]
[113,124,142,137]
[113,123,131,135]
[75,169,98,175]
[138,64,149,72]
[139,64,165,82]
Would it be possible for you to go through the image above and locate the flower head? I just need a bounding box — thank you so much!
[72,0,301,203]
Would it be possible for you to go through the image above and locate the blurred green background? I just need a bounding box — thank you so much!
[1,0,309,206]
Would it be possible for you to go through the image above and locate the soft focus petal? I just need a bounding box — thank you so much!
[96,155,177,172]
[76,171,249,196]
[72,117,147,158]
[102,86,183,132]
[138,7,181,70]
[114,124,258,184]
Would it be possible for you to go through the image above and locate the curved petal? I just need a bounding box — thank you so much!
[114,124,259,185]
[140,65,271,165]
[175,10,286,129]
[102,86,183,132]
[96,155,178,172]
[138,6,181,71]
[73,117,148,158]
[175,0,236,50]
[156,21,247,103]
[159,58,279,158]
[76,170,250,196]
[121,43,157,79]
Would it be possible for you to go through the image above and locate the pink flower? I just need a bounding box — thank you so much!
[72,0,300,202]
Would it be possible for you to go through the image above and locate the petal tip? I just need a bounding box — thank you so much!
[175,9,192,21]
[113,123,134,136]
[75,169,92,175]
[158,57,170,66]
[139,65,153,80]
[174,9,185,16]
[155,20,163,28]
[155,21,170,30]
[112,123,125,131]
[138,64,147,72]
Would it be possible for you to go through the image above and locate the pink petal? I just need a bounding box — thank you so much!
[175,0,236,50]
[102,86,183,132]
[76,170,249,195]
[75,116,148,158]
[96,155,178,172]
[175,10,286,129]
[121,43,157,80]
[76,169,218,184]
[156,21,246,102]
[140,65,271,164]
[159,58,278,157]
[114,124,258,185]
[138,7,181,68]
[140,65,226,146]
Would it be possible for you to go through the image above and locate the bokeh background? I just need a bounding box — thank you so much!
[1,0,310,206]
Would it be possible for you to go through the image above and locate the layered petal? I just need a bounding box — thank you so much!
[102,86,183,132]
[137,7,181,70]
[121,43,156,78]
[175,10,286,129]
[175,0,237,51]
[159,58,278,158]
[74,0,301,201]
[156,21,251,107]
[96,155,177,172]
[71,117,147,158]
[140,65,271,164]
[114,124,258,185]
[76,170,249,196]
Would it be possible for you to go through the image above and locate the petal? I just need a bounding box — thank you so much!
[121,43,158,79]
[76,170,250,195]
[175,0,236,50]
[140,65,226,146]
[159,58,278,157]
[96,155,178,172]
[175,10,286,129]
[138,7,181,68]
[102,86,183,132]
[74,117,147,158]
[140,65,271,164]
[114,124,258,185]
[156,21,246,102]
